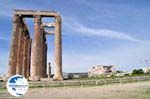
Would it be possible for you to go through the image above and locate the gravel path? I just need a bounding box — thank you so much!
[22,81,150,99]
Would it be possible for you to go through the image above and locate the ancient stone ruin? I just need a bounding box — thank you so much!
[7,10,63,81]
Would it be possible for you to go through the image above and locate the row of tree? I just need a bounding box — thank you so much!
[132,69,144,75]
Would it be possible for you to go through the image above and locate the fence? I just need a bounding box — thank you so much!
[29,76,150,88]
[0,76,150,89]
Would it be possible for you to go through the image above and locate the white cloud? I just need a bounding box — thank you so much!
[63,17,148,44]
[62,44,150,72]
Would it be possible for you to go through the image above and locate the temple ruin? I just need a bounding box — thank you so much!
[7,10,63,81]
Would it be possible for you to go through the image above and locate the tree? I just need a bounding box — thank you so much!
[132,69,144,75]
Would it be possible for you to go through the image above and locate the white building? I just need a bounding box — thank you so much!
[88,65,116,77]
[142,67,150,74]
[63,72,69,79]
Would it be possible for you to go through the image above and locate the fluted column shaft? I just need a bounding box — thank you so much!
[54,15,63,80]
[8,15,21,77]
[30,15,43,81]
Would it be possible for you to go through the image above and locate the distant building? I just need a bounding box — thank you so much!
[142,67,150,74]
[63,72,69,80]
[115,72,131,77]
[68,72,88,79]
[88,65,116,77]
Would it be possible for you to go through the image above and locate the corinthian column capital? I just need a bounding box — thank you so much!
[55,15,61,23]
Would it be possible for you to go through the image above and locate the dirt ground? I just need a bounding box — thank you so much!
[22,81,150,99]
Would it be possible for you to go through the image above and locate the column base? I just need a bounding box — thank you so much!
[29,76,40,81]
[53,75,63,81]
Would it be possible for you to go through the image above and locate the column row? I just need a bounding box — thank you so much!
[8,15,32,78]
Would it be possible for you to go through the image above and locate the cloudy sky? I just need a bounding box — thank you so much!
[1,0,150,74]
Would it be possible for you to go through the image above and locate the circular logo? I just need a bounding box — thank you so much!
[6,75,29,97]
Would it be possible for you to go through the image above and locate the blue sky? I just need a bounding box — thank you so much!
[1,0,150,74]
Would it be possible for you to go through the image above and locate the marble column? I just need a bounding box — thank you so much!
[7,15,21,77]
[48,62,51,78]
[42,42,47,78]
[27,38,32,78]
[53,15,63,80]
[40,26,47,78]
[22,33,29,78]
[44,43,47,77]
[16,22,25,75]
[30,15,42,81]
